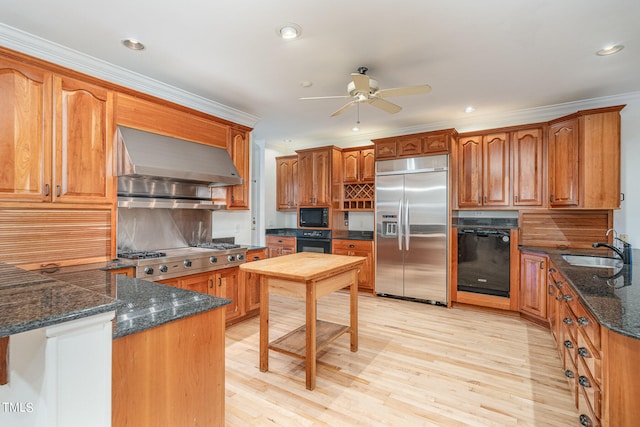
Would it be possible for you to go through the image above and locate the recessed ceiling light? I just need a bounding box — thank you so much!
[300,80,313,88]
[464,106,476,113]
[122,38,145,51]
[277,23,302,40]
[596,44,624,56]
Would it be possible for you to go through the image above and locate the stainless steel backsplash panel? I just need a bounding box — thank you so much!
[117,208,211,251]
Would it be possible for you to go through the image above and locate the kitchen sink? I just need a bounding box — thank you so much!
[561,254,623,269]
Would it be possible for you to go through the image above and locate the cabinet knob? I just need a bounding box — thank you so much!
[563,317,573,325]
[564,369,574,378]
[563,294,573,301]
[578,376,591,388]
[577,347,590,358]
[549,268,556,273]
[563,340,573,349]
[577,316,588,326]
[349,244,355,248]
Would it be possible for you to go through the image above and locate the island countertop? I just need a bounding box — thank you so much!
[0,263,120,338]
[239,252,366,281]
[0,263,230,339]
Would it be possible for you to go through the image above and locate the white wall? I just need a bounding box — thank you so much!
[260,92,640,246]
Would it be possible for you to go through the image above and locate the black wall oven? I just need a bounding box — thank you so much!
[296,229,331,254]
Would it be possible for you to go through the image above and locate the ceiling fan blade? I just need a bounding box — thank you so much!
[330,100,358,117]
[376,84,432,98]
[299,95,351,100]
[368,97,402,114]
[351,73,370,95]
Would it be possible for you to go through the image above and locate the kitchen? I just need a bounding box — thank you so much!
[2,1,640,426]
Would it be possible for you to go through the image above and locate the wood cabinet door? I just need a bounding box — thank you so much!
[0,58,52,202]
[227,129,250,209]
[423,134,450,154]
[519,252,547,320]
[457,136,483,207]
[360,148,375,182]
[276,156,297,210]
[332,240,373,292]
[548,119,579,207]
[397,135,422,157]
[342,150,359,183]
[53,75,113,204]
[512,128,544,206]
[244,249,267,312]
[215,268,241,321]
[178,272,211,294]
[482,132,510,206]
[313,149,331,205]
[374,141,397,159]
[297,151,314,205]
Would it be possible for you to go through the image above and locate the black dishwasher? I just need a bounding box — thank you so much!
[457,228,511,297]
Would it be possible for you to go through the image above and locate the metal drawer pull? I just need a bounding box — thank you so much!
[563,317,573,325]
[578,347,590,358]
[563,294,573,301]
[564,340,574,349]
[577,316,589,326]
[564,369,574,378]
[548,284,554,295]
[557,281,563,287]
[579,414,592,427]
[578,376,591,388]
[549,268,556,273]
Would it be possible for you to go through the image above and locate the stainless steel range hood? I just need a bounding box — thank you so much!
[117,126,242,186]
[116,126,242,209]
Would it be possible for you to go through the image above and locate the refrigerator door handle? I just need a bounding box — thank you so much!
[405,198,410,250]
[398,198,403,250]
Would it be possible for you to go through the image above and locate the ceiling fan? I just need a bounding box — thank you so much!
[300,66,432,117]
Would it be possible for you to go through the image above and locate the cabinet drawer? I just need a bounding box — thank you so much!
[332,239,372,251]
[266,236,296,247]
[247,249,267,262]
[575,302,601,350]
[577,328,601,386]
[577,356,602,422]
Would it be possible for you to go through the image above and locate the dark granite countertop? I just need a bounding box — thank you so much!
[0,263,121,338]
[332,230,374,241]
[1,262,230,339]
[39,268,230,339]
[265,228,298,236]
[521,246,638,340]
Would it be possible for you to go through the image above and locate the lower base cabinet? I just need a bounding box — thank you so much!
[112,307,225,427]
[332,239,374,293]
[243,248,268,315]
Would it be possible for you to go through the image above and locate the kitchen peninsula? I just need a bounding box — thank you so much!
[0,263,230,427]
[240,252,365,390]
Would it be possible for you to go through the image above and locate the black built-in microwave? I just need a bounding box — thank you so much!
[299,207,329,228]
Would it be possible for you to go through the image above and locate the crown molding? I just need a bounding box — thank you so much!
[0,24,260,128]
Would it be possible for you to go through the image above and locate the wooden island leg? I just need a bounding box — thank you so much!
[259,275,269,372]
[350,269,359,352]
[305,280,317,390]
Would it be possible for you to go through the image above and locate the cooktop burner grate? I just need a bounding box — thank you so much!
[117,250,167,260]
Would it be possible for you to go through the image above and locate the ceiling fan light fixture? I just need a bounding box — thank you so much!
[596,44,624,56]
[352,125,360,132]
[278,23,302,40]
[122,38,145,51]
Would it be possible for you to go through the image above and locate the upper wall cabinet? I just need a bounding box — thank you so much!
[0,57,52,202]
[53,75,114,204]
[457,132,510,208]
[227,128,250,210]
[548,106,623,209]
[0,57,114,205]
[341,146,375,210]
[373,129,456,160]
[512,127,545,207]
[296,146,342,207]
[276,155,298,211]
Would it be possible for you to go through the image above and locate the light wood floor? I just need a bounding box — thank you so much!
[225,292,578,426]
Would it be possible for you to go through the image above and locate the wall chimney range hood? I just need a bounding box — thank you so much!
[116,126,241,209]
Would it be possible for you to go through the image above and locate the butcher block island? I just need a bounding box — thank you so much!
[239,252,366,390]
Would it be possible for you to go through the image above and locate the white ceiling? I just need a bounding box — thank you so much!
[1,0,639,150]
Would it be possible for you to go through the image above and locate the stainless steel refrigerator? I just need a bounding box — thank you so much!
[375,155,448,304]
